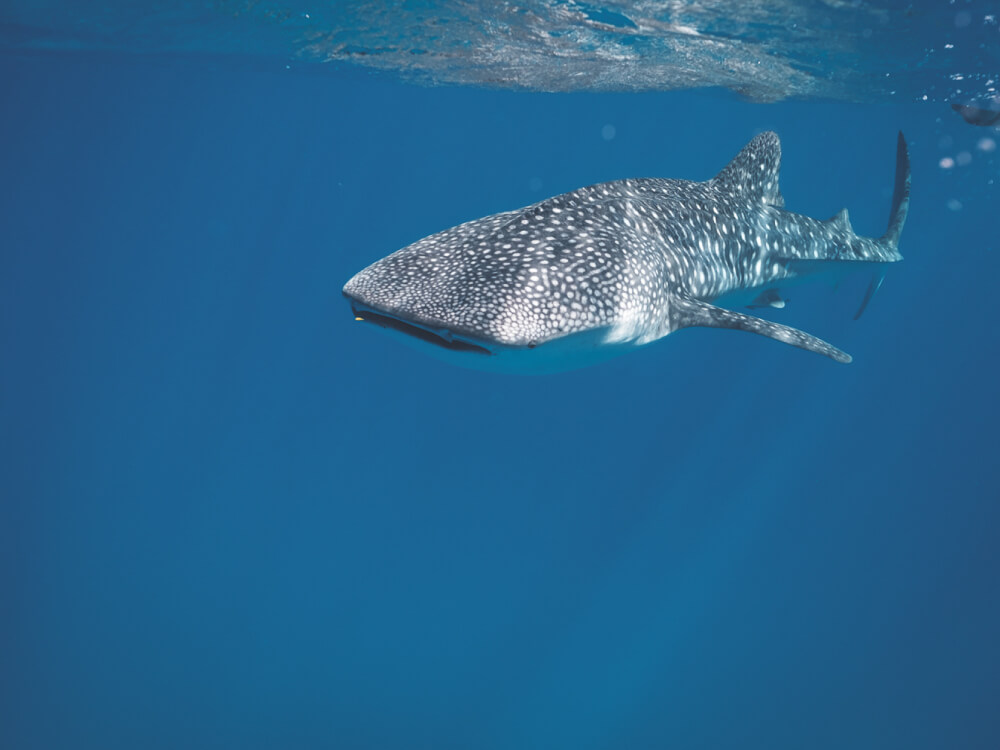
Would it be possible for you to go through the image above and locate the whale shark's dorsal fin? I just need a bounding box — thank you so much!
[712,131,784,208]
[672,294,851,363]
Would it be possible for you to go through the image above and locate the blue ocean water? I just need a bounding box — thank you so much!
[2,3,1000,749]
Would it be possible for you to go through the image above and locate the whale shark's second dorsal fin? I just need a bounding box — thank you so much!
[672,294,851,363]
[712,131,784,208]
[828,208,853,233]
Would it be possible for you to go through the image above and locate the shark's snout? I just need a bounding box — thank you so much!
[342,240,558,350]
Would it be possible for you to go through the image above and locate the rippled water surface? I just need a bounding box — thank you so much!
[3,1,1000,101]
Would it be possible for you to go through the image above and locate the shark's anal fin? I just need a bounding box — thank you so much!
[673,295,851,363]
[747,288,786,309]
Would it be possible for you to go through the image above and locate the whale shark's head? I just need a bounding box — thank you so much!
[342,199,649,373]
[343,213,548,350]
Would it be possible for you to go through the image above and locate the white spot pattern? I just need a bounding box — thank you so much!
[343,132,905,360]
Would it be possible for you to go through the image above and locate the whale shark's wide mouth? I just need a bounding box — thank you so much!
[348,302,493,356]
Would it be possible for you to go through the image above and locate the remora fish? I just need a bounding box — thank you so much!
[344,132,910,373]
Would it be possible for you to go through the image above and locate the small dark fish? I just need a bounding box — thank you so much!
[952,103,1000,127]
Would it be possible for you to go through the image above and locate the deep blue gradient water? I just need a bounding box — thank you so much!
[3,32,1000,750]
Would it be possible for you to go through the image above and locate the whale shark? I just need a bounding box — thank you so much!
[343,131,910,373]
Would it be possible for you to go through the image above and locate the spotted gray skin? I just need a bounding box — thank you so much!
[344,131,910,370]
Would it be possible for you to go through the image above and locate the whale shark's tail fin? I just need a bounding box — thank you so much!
[880,131,910,249]
[853,132,910,320]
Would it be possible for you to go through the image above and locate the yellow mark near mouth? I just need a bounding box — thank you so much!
[355,316,365,321]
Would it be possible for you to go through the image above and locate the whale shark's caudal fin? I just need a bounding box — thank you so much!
[779,133,909,320]
[853,272,886,320]
[853,132,909,319]
[673,295,851,363]
[881,131,911,249]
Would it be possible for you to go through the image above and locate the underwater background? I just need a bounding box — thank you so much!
[2,2,999,748]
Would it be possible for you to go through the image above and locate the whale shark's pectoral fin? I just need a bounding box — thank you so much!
[672,295,851,363]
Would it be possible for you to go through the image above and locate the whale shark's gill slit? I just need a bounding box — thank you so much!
[352,308,493,355]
